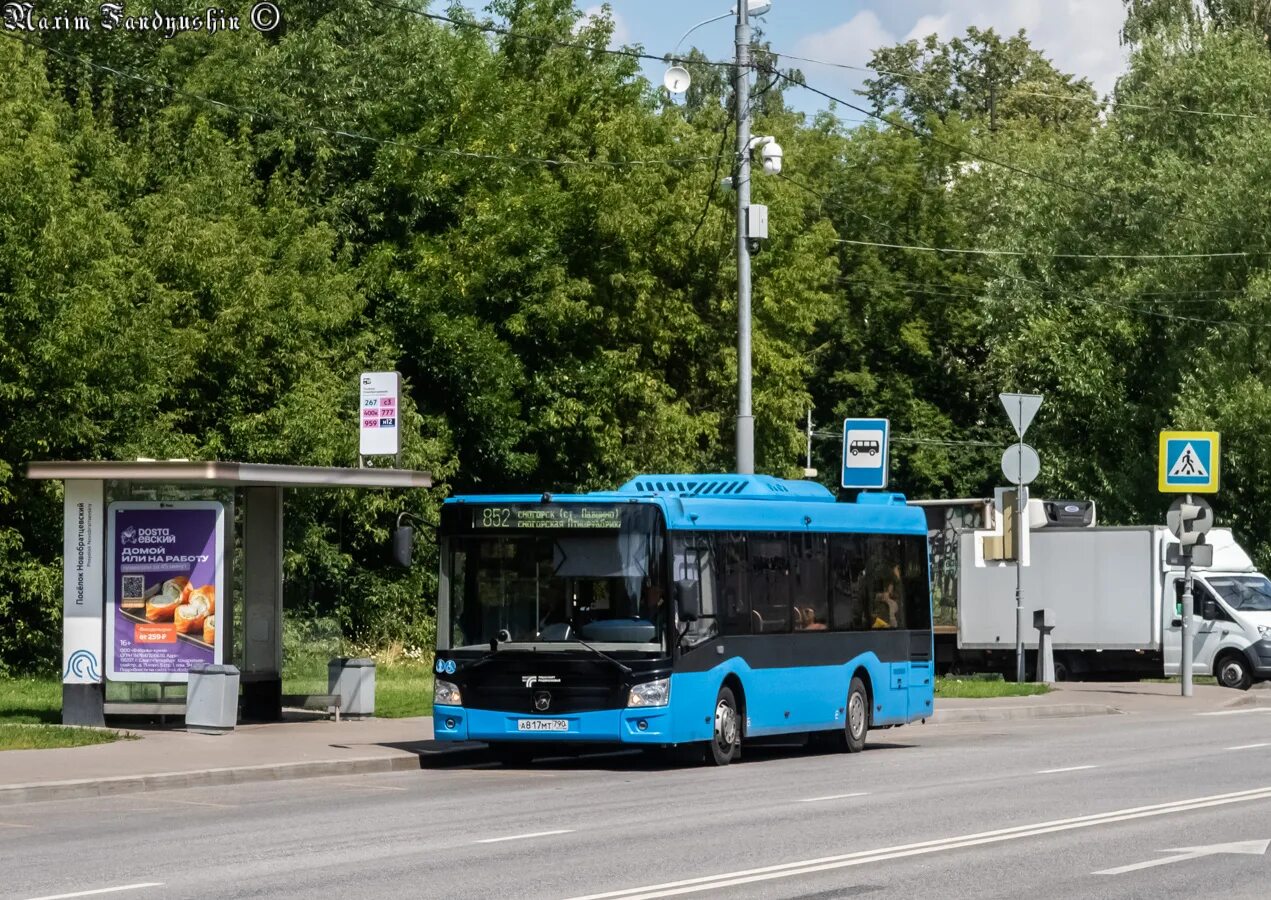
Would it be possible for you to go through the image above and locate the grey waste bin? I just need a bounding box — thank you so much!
[328,657,376,719]
[186,664,240,734]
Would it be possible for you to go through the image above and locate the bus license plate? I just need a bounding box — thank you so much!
[517,719,568,732]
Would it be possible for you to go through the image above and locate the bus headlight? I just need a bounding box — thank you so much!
[627,678,670,708]
[435,679,463,706]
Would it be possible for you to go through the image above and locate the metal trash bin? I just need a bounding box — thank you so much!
[328,657,376,719]
[186,664,240,734]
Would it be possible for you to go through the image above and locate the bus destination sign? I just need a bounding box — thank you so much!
[470,505,624,530]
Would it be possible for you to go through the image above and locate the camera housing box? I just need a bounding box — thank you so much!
[747,204,769,240]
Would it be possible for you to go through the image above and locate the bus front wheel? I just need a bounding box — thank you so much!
[706,685,741,766]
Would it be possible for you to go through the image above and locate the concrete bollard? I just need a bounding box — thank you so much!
[1033,608,1056,683]
[328,657,376,719]
[186,664,240,734]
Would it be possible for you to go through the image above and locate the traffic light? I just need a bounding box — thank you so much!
[1177,501,1210,548]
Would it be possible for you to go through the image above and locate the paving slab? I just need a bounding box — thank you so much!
[0,715,437,806]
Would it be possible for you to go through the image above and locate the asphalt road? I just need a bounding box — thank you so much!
[2,706,1269,900]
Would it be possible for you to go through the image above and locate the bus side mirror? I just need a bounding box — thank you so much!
[675,580,700,622]
[392,525,414,568]
[1202,598,1218,620]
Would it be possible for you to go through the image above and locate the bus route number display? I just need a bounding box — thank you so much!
[471,505,623,529]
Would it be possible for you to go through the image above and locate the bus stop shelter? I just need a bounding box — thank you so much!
[27,461,432,727]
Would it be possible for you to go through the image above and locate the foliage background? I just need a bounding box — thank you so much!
[3,0,1270,673]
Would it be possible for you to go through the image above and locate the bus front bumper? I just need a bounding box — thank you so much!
[433,704,674,744]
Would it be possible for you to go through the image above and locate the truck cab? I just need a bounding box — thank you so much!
[1163,529,1271,689]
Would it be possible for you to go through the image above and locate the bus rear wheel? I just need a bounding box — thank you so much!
[844,676,869,753]
[705,685,740,766]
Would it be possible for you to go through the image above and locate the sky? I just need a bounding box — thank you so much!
[574,0,1130,117]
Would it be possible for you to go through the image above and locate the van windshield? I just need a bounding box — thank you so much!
[1207,576,1271,613]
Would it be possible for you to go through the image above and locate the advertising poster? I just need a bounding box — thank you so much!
[106,501,225,683]
[62,480,105,684]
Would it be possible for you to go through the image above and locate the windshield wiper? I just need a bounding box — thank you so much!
[567,634,633,679]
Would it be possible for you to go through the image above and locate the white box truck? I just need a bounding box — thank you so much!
[954,525,1271,688]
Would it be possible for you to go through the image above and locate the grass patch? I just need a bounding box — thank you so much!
[0,723,123,751]
[1142,675,1218,685]
[284,661,434,718]
[0,677,61,725]
[936,676,1051,699]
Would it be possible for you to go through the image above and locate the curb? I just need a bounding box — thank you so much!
[929,703,1121,724]
[0,754,423,807]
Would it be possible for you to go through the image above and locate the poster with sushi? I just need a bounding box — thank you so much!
[106,501,225,682]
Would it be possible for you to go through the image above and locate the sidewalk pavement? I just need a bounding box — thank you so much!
[930,679,1271,723]
[0,715,442,806]
[2,682,1268,806]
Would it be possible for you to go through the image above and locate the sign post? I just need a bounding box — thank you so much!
[1159,430,1220,698]
[360,371,401,466]
[841,418,890,490]
[1000,393,1043,683]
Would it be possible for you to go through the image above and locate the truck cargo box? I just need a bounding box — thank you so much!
[958,527,1161,651]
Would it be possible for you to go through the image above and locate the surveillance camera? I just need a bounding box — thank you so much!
[760,141,783,175]
[747,238,763,255]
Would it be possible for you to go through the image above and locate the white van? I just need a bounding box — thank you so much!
[1169,529,1271,689]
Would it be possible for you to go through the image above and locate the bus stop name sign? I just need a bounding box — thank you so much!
[842,418,890,490]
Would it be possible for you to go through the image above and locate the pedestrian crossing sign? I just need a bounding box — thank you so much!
[1159,431,1220,493]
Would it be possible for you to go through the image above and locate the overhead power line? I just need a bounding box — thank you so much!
[772,70,1257,243]
[365,0,742,71]
[832,237,1266,260]
[770,48,1271,123]
[0,30,727,170]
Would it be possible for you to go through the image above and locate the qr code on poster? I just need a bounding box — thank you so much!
[121,575,145,608]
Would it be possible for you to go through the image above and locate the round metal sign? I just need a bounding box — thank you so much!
[1001,442,1040,485]
[1166,495,1214,540]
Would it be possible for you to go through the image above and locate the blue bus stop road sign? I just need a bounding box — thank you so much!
[1159,431,1220,493]
[842,418,889,490]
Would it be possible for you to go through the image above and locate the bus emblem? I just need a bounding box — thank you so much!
[522,675,560,687]
[534,691,552,711]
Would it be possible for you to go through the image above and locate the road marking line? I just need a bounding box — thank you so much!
[1226,743,1270,751]
[23,883,163,900]
[1095,839,1270,875]
[564,786,1271,900]
[476,829,573,844]
[331,782,409,792]
[797,793,868,803]
[1196,707,1271,716]
[1036,765,1097,774]
[167,799,235,809]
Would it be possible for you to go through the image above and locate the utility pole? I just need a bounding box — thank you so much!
[734,0,753,475]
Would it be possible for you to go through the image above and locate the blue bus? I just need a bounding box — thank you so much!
[431,473,934,765]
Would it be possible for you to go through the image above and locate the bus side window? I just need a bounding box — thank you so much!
[793,533,829,630]
[748,534,791,633]
[674,536,718,647]
[713,532,750,635]
[864,536,905,630]
[830,534,867,631]
[904,535,932,630]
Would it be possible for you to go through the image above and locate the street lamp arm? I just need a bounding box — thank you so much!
[673,12,732,56]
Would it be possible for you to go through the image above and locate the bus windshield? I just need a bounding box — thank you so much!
[443,504,667,651]
[1207,575,1271,613]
